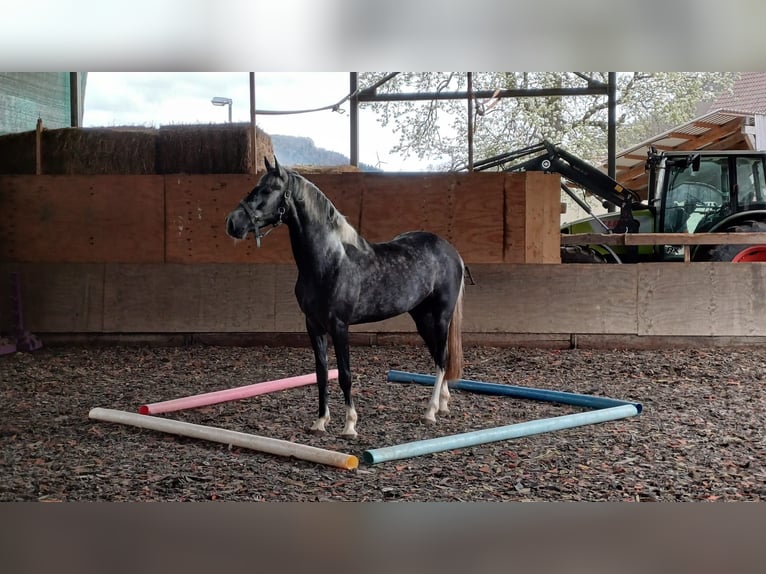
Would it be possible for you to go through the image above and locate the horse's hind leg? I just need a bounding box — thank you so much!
[410,304,450,423]
[425,367,449,423]
[330,320,357,438]
[306,318,331,434]
[430,362,452,420]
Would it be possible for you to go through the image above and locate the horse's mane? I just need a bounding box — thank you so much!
[287,169,366,249]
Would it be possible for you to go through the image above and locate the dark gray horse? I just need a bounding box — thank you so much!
[225,158,464,437]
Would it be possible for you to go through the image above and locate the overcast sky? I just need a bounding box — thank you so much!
[83,72,429,171]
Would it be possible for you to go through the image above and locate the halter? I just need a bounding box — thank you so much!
[240,188,291,248]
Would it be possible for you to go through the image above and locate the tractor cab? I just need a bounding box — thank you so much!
[651,150,766,260]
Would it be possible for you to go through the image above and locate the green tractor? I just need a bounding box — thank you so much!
[474,141,766,263]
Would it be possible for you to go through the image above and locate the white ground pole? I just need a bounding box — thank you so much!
[89,407,358,470]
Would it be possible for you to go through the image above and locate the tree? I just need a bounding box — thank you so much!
[358,72,737,169]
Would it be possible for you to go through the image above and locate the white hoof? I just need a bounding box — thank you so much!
[342,406,358,438]
[310,414,329,434]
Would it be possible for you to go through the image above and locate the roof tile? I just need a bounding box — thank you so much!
[711,72,766,114]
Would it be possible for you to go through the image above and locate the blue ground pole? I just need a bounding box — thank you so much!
[361,370,643,465]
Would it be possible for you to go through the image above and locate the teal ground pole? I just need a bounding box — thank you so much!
[361,370,643,465]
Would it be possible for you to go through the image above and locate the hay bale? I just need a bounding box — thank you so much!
[43,127,157,174]
[157,123,273,174]
[253,126,275,173]
[0,127,157,174]
[0,131,36,174]
[0,124,274,175]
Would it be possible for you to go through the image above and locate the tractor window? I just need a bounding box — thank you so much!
[736,157,766,208]
[663,158,729,233]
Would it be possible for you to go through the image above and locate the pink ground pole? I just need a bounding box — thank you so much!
[139,369,339,415]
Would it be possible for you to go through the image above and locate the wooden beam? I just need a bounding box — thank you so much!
[648,144,677,151]
[616,117,746,186]
[503,172,560,263]
[668,117,745,151]
[35,118,43,175]
[561,232,766,247]
[664,132,698,141]
[708,133,749,150]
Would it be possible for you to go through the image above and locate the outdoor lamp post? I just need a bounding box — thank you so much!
[211,96,233,122]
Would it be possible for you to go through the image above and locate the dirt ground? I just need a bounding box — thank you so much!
[2,343,765,501]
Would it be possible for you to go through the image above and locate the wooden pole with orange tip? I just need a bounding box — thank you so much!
[89,407,358,470]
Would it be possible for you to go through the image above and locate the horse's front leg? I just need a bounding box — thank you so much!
[306,318,330,434]
[330,320,357,438]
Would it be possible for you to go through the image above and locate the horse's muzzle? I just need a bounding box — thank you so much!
[225,213,249,240]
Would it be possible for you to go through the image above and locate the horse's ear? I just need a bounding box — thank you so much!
[273,156,281,174]
[264,156,273,173]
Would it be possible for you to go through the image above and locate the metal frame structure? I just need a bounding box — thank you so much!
[67,72,619,174]
[348,72,618,175]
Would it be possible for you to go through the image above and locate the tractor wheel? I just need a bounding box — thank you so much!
[709,221,766,262]
[560,245,606,264]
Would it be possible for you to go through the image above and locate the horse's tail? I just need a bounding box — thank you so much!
[445,272,464,382]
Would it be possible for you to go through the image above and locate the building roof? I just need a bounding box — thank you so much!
[614,73,765,197]
[709,72,766,114]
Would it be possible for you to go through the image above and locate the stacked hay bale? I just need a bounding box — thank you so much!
[0,131,36,173]
[0,123,273,174]
[0,127,156,174]
[156,123,273,174]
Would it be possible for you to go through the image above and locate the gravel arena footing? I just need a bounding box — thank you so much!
[2,344,765,501]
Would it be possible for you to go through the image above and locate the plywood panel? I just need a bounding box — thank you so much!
[504,172,561,263]
[463,264,638,334]
[18,262,766,339]
[103,263,278,332]
[0,263,104,332]
[451,174,505,263]
[0,175,164,263]
[360,173,454,241]
[164,173,364,264]
[638,263,766,336]
[359,173,504,263]
[504,174,526,263]
[164,174,281,263]
[524,172,561,263]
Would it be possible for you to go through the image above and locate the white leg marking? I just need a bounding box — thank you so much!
[424,368,445,423]
[310,407,330,433]
[439,378,451,414]
[341,404,358,438]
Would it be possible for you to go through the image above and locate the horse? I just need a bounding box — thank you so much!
[225,157,465,437]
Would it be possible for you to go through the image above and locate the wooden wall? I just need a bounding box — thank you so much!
[0,172,560,265]
[4,171,763,342]
[0,175,165,263]
[3,262,766,338]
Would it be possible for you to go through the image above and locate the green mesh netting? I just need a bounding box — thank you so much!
[0,72,87,135]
